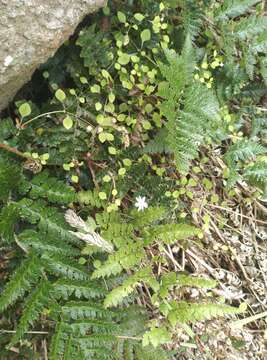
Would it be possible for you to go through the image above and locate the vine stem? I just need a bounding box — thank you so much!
[0,142,32,159]
[22,110,66,127]
[0,329,49,335]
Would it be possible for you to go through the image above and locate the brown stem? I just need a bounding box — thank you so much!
[85,152,99,190]
[0,142,31,160]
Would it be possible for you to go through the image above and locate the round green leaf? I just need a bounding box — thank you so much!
[19,102,31,117]
[99,132,107,143]
[134,13,145,22]
[63,116,73,130]
[108,146,117,155]
[99,192,107,200]
[55,89,66,102]
[118,53,130,65]
[141,29,151,44]
[95,102,102,111]
[117,11,126,23]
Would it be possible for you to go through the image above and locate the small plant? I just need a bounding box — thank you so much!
[0,0,266,358]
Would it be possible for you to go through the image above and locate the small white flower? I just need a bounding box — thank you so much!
[4,55,13,67]
[134,196,148,212]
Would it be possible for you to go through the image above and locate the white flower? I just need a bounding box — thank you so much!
[4,55,13,67]
[134,196,148,212]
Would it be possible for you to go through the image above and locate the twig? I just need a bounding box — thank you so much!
[115,335,142,341]
[0,329,49,334]
[22,110,66,127]
[42,339,48,360]
[228,247,251,282]
[14,234,28,254]
[230,310,267,328]
[207,204,267,225]
[186,249,215,274]
[85,152,99,190]
[0,142,32,160]
[162,246,182,270]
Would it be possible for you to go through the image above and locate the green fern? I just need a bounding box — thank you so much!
[0,157,22,200]
[179,0,204,40]
[10,280,53,345]
[104,268,153,308]
[176,274,217,288]
[167,301,244,325]
[29,171,76,204]
[224,139,266,165]
[0,255,42,312]
[19,229,80,257]
[215,0,261,21]
[77,189,104,208]
[158,38,221,171]
[0,203,19,243]
[54,279,106,300]
[145,223,201,245]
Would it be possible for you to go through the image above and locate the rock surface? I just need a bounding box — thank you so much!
[0,0,106,111]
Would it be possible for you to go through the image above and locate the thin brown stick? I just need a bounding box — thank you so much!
[207,203,267,225]
[0,142,31,159]
[85,152,99,190]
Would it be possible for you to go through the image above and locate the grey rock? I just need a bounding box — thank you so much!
[0,0,106,111]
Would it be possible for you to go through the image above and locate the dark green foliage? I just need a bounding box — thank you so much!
[29,171,76,204]
[0,157,22,200]
[158,40,221,172]
[0,255,42,312]
[10,280,53,345]
[215,0,261,21]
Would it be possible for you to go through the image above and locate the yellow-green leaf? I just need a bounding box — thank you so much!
[19,102,31,117]
[63,116,73,130]
[55,89,66,102]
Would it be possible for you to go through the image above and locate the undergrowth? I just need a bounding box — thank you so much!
[0,0,266,358]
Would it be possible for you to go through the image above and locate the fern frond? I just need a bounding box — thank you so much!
[0,255,42,312]
[215,0,261,21]
[10,280,53,345]
[61,301,116,321]
[145,223,201,245]
[131,206,166,227]
[65,209,114,253]
[92,242,146,279]
[54,279,106,300]
[104,267,153,308]
[50,322,72,360]
[29,171,76,204]
[0,157,22,200]
[42,253,89,281]
[19,229,79,257]
[77,189,104,208]
[180,0,204,40]
[224,139,266,165]
[75,342,114,360]
[70,319,118,335]
[244,161,267,183]
[92,260,123,279]
[168,301,244,325]
[159,35,195,100]
[176,274,217,288]
[144,128,171,154]
[234,15,267,40]
[17,199,79,245]
[163,80,221,172]
[0,203,19,243]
